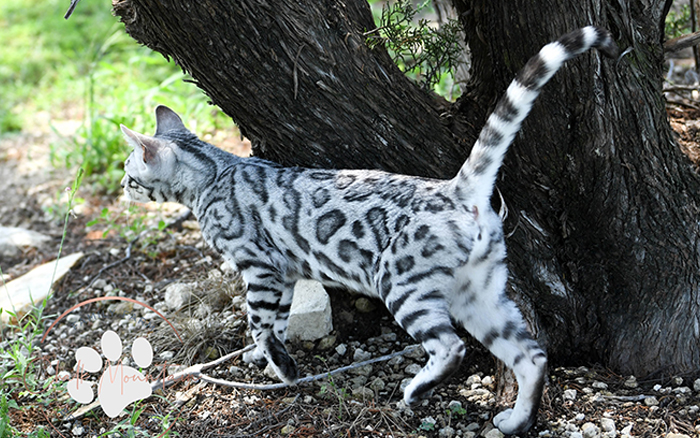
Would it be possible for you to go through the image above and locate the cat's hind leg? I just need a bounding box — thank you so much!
[382,280,465,405]
[240,270,298,384]
[452,263,546,435]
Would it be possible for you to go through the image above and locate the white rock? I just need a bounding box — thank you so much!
[644,396,659,406]
[693,378,700,392]
[335,343,347,356]
[484,428,505,438]
[164,282,195,309]
[287,280,332,342]
[404,363,422,375]
[600,418,616,433]
[71,423,85,436]
[582,422,600,438]
[0,252,83,322]
[564,389,578,401]
[353,348,372,362]
[592,381,608,390]
[439,426,455,437]
[620,424,633,436]
[0,226,50,257]
[220,261,236,275]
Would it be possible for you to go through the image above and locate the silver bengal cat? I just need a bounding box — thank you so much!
[120,27,617,435]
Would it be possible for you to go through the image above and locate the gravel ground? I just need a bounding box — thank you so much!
[2,112,700,437]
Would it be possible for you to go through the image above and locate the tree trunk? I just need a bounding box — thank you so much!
[111,0,700,377]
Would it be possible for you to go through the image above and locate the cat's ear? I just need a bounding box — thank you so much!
[154,105,187,135]
[121,125,165,164]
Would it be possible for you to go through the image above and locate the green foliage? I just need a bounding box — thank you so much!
[1,0,228,193]
[666,4,692,39]
[366,0,464,94]
[86,205,169,257]
[418,418,436,432]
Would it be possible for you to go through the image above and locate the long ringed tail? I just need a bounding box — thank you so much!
[454,26,618,206]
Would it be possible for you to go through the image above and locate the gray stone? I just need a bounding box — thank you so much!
[353,348,372,362]
[370,377,386,392]
[354,297,376,313]
[164,282,195,309]
[404,363,422,375]
[563,389,578,401]
[592,381,608,390]
[0,226,50,257]
[439,426,455,437]
[582,422,601,438]
[0,252,83,323]
[644,396,659,406]
[483,428,505,438]
[287,280,332,342]
[600,418,616,433]
[71,423,85,436]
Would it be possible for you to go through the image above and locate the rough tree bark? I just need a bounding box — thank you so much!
[110,0,700,377]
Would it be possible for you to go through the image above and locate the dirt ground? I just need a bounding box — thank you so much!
[1,105,700,438]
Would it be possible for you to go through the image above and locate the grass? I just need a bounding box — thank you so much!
[0,0,232,193]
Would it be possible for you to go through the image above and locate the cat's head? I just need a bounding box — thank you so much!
[120,106,208,205]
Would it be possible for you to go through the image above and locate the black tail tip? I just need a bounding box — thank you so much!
[591,27,619,59]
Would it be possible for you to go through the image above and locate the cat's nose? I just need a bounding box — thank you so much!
[120,176,127,188]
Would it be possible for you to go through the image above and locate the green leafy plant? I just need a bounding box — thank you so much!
[418,418,436,432]
[86,205,168,257]
[365,0,464,92]
[666,4,692,39]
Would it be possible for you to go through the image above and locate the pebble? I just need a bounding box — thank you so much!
[581,422,600,438]
[439,426,455,437]
[353,348,372,362]
[404,363,422,375]
[644,396,659,406]
[483,429,505,438]
[335,343,347,356]
[592,381,608,390]
[600,418,616,433]
[317,335,336,350]
[369,377,386,391]
[466,374,482,387]
[624,376,638,388]
[354,297,376,313]
[71,424,85,436]
[694,378,700,392]
[564,389,578,401]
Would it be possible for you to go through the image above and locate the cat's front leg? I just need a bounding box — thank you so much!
[240,269,298,384]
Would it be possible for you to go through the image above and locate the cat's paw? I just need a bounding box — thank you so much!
[493,408,533,436]
[402,378,434,406]
[242,347,268,368]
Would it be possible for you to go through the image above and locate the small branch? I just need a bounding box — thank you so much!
[197,344,420,390]
[664,85,700,92]
[64,0,81,19]
[665,31,700,54]
[602,394,653,402]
